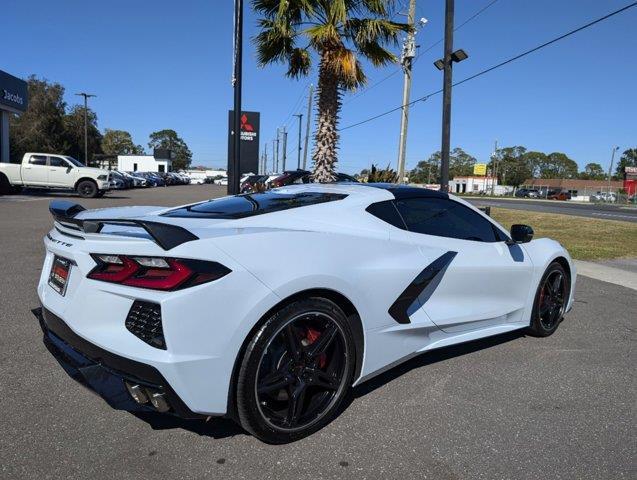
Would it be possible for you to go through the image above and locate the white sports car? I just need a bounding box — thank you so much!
[35,183,575,443]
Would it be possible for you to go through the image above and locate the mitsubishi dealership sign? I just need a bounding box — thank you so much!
[227,110,260,177]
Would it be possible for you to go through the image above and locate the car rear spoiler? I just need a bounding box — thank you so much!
[49,200,199,250]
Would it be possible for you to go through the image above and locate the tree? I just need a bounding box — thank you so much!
[448,147,476,178]
[63,105,103,162]
[579,162,605,180]
[538,152,578,179]
[102,129,144,155]
[615,148,637,178]
[9,76,67,161]
[410,155,440,184]
[148,129,192,170]
[489,146,530,186]
[252,0,409,182]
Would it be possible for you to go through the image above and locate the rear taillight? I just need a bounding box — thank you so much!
[87,254,231,291]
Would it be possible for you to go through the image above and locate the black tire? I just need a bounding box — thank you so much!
[236,297,356,444]
[77,180,98,198]
[527,262,570,337]
[0,173,11,195]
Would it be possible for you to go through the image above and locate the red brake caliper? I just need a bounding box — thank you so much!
[305,327,327,369]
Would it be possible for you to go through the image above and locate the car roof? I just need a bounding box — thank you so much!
[271,182,449,202]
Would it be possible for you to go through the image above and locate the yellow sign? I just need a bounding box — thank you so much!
[473,163,487,176]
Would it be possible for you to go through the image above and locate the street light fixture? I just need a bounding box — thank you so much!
[75,92,96,165]
[433,49,469,70]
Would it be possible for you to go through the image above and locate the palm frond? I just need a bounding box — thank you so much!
[345,18,408,46]
[356,41,396,66]
[254,19,295,66]
[326,48,367,89]
[287,48,312,78]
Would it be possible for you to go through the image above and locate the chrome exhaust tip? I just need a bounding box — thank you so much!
[149,392,170,412]
[125,382,149,404]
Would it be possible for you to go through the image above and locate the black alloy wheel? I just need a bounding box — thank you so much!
[236,298,355,443]
[77,180,98,198]
[528,262,569,337]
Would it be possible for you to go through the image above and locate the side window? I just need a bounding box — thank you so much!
[366,201,407,230]
[29,155,47,166]
[49,157,69,167]
[395,197,498,242]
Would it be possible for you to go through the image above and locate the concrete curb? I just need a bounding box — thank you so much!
[574,260,637,291]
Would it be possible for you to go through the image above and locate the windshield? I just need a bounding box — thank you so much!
[63,156,85,167]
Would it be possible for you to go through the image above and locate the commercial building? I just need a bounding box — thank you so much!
[0,70,28,163]
[449,176,511,195]
[95,149,173,172]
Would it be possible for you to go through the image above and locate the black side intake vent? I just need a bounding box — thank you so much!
[125,301,166,350]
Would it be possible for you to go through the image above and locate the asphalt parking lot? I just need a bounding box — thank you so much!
[1,186,635,479]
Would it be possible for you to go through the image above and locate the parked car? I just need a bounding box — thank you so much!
[39,184,575,443]
[241,174,270,193]
[269,170,359,188]
[0,153,111,198]
[110,171,132,189]
[515,188,540,198]
[593,192,617,203]
[122,172,148,188]
[546,189,571,201]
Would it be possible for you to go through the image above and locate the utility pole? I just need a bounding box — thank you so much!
[263,143,268,174]
[275,128,280,172]
[230,0,244,195]
[302,84,313,170]
[281,127,288,171]
[396,0,419,184]
[608,146,619,194]
[490,139,498,196]
[272,139,276,172]
[293,114,303,169]
[75,93,96,165]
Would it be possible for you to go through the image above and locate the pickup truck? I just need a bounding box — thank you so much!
[0,153,111,198]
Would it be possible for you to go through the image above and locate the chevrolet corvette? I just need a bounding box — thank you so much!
[34,183,575,443]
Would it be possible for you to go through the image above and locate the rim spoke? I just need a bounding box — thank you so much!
[257,370,291,394]
[286,383,307,426]
[307,369,339,390]
[285,325,303,361]
[551,273,563,295]
[307,323,338,358]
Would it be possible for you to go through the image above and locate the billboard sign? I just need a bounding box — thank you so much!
[228,111,260,180]
[473,163,487,176]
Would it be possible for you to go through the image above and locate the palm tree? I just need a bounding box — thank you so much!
[252,0,409,182]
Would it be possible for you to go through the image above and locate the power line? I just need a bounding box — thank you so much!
[344,0,500,106]
[340,1,637,131]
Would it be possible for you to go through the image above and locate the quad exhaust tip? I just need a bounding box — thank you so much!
[125,382,170,413]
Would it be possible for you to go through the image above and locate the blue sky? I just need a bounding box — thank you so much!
[3,0,636,174]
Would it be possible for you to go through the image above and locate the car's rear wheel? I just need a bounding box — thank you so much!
[77,180,98,198]
[236,297,355,444]
[527,262,569,337]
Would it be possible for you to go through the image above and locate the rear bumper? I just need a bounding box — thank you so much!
[33,306,204,419]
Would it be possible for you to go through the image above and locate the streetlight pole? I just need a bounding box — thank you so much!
[490,139,498,196]
[75,93,96,165]
[439,0,455,192]
[275,128,280,172]
[608,146,619,194]
[293,114,303,169]
[231,0,244,195]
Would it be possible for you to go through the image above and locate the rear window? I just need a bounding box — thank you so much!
[162,191,347,219]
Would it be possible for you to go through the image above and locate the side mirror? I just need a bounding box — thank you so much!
[66,165,73,173]
[509,224,534,244]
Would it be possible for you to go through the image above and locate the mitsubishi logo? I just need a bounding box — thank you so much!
[240,114,254,132]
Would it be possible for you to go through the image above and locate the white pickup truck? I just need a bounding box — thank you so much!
[0,153,112,198]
